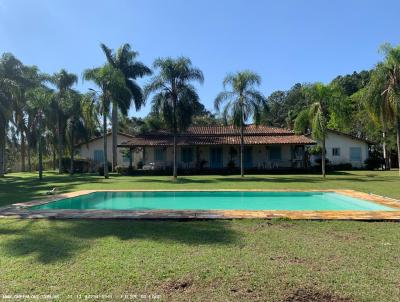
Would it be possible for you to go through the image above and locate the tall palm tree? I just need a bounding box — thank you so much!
[19,66,45,172]
[83,64,131,179]
[362,64,393,170]
[144,57,204,180]
[51,69,78,174]
[214,71,266,177]
[379,44,400,175]
[65,91,98,175]
[294,83,340,178]
[100,43,151,171]
[0,53,23,176]
[26,87,53,179]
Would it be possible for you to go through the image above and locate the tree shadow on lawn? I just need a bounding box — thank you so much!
[0,174,107,206]
[0,220,239,264]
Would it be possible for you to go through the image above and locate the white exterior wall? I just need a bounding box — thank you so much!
[77,134,142,167]
[312,132,369,168]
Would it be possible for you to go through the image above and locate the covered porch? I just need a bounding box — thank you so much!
[122,144,309,171]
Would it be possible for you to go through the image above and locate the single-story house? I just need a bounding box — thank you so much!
[76,132,142,167]
[118,125,316,171]
[76,127,372,172]
[310,130,371,168]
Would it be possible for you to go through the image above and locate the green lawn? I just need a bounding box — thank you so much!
[0,219,399,301]
[0,171,400,301]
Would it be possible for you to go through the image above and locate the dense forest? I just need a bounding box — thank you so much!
[1,43,400,179]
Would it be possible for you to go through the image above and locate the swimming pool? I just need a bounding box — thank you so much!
[30,191,395,211]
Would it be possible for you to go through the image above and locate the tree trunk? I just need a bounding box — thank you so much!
[52,144,56,171]
[58,116,63,174]
[103,110,109,179]
[321,136,326,178]
[397,119,400,176]
[382,131,389,170]
[27,140,31,172]
[21,132,26,172]
[111,101,118,171]
[0,120,5,177]
[173,133,177,180]
[172,94,178,181]
[240,121,244,178]
[38,120,43,180]
[240,104,245,178]
[70,127,74,176]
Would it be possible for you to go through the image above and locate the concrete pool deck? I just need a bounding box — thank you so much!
[0,189,400,220]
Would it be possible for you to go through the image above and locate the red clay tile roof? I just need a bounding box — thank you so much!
[119,125,315,147]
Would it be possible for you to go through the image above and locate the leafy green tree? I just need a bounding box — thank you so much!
[214,70,266,177]
[51,69,78,174]
[26,87,53,179]
[100,43,151,171]
[361,64,393,169]
[144,57,204,180]
[64,90,98,175]
[294,83,343,177]
[379,44,400,173]
[83,64,131,179]
[0,54,23,176]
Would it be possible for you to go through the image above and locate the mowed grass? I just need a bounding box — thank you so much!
[0,171,400,301]
[0,170,400,206]
[0,219,399,301]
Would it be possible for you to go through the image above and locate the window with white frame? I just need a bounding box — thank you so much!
[332,148,340,156]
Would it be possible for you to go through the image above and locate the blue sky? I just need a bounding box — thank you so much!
[1,0,399,117]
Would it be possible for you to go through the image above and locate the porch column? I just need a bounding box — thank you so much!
[129,147,133,169]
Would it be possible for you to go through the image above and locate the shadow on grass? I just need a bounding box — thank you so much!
[0,173,106,206]
[0,220,239,264]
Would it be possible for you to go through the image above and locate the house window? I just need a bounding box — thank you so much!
[210,147,223,168]
[350,147,361,161]
[93,150,104,163]
[332,148,340,157]
[123,152,132,163]
[269,146,282,160]
[154,147,166,161]
[181,147,193,163]
[244,147,253,168]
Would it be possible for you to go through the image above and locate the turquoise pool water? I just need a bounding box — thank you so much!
[30,191,395,211]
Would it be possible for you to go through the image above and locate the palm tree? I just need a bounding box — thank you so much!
[65,91,98,175]
[100,43,151,171]
[379,44,400,175]
[51,69,78,174]
[83,64,131,179]
[19,66,46,172]
[0,53,23,176]
[144,57,204,180]
[214,71,266,177]
[362,64,393,170]
[26,87,53,179]
[294,83,340,178]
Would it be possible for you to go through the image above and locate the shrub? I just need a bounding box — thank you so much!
[97,162,112,176]
[365,150,384,170]
[116,165,130,175]
[227,160,235,169]
[314,157,330,166]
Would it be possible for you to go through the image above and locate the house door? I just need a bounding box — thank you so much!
[210,147,223,168]
[244,147,253,168]
[94,150,104,163]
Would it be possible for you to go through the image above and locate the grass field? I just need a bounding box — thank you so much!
[0,171,399,301]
